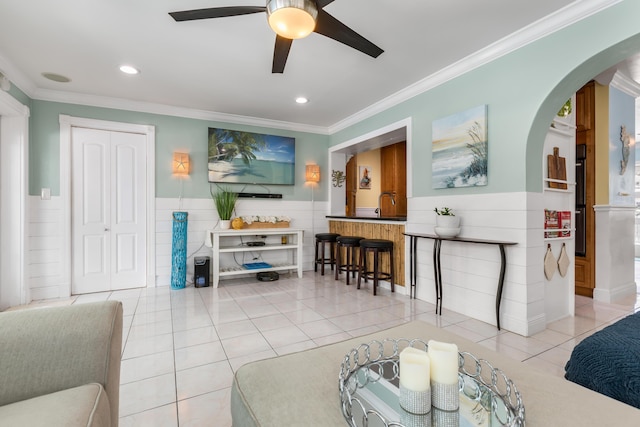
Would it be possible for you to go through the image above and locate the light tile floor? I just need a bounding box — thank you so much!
[24,269,640,426]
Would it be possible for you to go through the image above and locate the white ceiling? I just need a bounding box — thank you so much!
[0,1,624,132]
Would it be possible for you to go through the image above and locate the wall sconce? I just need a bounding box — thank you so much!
[173,152,190,176]
[305,164,320,183]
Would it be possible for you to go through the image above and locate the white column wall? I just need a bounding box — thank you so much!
[594,205,637,302]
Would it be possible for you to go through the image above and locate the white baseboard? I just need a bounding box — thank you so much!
[593,281,637,303]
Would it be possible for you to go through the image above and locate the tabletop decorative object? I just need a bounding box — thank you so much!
[339,338,525,427]
[399,347,431,414]
[234,215,291,229]
[428,340,459,411]
[434,207,461,238]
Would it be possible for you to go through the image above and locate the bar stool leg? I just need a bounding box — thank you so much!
[363,250,369,283]
[351,246,358,279]
[373,248,379,296]
[314,239,319,273]
[357,247,364,289]
[330,241,335,271]
[334,243,341,280]
[389,249,395,293]
[344,245,351,286]
[320,241,326,275]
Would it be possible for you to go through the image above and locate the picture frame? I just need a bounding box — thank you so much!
[432,105,488,189]
[208,128,295,185]
[359,166,372,189]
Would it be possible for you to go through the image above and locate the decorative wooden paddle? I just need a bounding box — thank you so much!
[547,147,567,189]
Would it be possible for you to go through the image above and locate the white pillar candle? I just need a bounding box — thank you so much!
[427,340,459,384]
[399,347,431,391]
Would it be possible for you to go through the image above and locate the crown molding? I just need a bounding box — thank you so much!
[610,70,640,97]
[0,87,29,116]
[33,87,329,134]
[328,0,622,134]
[0,52,36,96]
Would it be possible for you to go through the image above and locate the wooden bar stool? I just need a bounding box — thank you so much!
[314,233,340,276]
[357,239,395,296]
[334,236,365,285]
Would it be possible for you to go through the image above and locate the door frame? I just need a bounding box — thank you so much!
[0,90,29,309]
[60,115,156,296]
[328,117,412,215]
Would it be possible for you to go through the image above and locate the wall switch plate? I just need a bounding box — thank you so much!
[41,188,51,200]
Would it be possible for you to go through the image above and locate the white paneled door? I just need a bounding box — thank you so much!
[71,127,147,294]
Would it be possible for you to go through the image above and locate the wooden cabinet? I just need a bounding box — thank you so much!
[575,82,594,132]
[346,155,357,217]
[574,81,596,297]
[380,142,407,217]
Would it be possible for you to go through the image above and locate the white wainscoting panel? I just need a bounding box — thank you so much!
[155,198,327,286]
[594,205,636,302]
[406,192,545,336]
[27,196,326,299]
[28,196,64,300]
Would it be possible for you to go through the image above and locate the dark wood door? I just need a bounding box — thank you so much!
[574,81,596,297]
[345,155,357,217]
[380,142,407,217]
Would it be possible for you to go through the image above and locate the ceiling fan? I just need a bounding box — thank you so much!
[169,0,384,73]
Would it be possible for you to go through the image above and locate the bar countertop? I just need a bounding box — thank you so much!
[326,215,407,222]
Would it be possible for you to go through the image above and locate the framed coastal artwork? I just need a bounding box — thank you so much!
[432,105,488,189]
[359,166,372,189]
[208,128,295,185]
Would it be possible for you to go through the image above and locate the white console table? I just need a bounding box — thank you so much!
[208,228,304,287]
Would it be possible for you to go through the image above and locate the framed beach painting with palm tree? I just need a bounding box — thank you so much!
[208,128,295,185]
[432,105,488,189]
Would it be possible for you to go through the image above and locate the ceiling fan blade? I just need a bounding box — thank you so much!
[313,9,383,58]
[316,0,336,7]
[272,36,293,73]
[169,6,266,22]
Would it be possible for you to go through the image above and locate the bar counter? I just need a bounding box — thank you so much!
[328,216,405,287]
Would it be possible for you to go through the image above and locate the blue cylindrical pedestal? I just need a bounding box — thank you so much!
[171,211,188,289]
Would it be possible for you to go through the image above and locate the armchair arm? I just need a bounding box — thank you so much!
[0,301,123,425]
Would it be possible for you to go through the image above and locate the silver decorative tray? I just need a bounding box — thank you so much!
[339,339,525,427]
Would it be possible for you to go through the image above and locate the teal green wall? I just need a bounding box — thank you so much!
[331,0,640,195]
[18,1,640,199]
[29,100,329,199]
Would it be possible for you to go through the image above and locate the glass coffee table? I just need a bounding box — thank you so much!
[339,339,525,427]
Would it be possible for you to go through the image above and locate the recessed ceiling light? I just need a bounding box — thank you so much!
[295,97,309,104]
[42,72,71,83]
[119,65,140,75]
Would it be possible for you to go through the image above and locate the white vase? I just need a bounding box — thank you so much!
[220,220,231,230]
[434,215,461,238]
[436,215,460,228]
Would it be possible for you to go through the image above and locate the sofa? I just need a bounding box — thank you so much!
[0,300,123,426]
[231,320,640,426]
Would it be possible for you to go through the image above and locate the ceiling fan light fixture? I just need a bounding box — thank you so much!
[267,0,317,40]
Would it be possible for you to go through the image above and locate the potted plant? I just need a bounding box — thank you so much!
[434,207,460,236]
[212,187,238,229]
